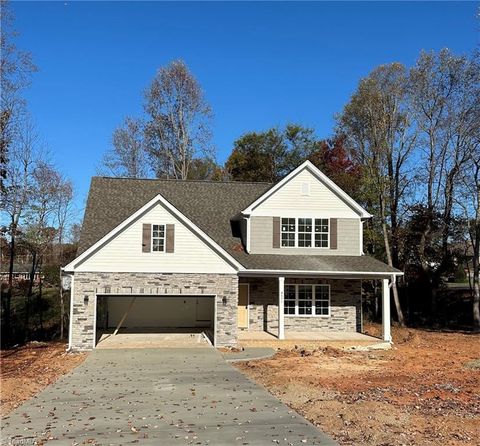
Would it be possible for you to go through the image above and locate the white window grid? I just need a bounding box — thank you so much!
[152,224,165,252]
[280,217,329,248]
[284,284,331,317]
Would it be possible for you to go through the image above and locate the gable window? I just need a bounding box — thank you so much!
[152,224,165,252]
[280,217,329,248]
[283,284,330,317]
[281,218,296,247]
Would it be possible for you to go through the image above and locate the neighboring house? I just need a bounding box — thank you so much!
[63,161,401,351]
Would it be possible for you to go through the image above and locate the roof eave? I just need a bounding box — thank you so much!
[238,269,403,278]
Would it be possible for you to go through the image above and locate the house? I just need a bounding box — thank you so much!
[63,161,402,351]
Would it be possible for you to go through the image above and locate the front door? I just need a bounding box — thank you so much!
[237,284,249,329]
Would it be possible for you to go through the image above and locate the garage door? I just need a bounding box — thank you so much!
[105,296,214,329]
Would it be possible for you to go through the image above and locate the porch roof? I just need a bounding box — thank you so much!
[237,254,402,277]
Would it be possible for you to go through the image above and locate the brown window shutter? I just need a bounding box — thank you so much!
[272,217,280,249]
[330,218,338,250]
[142,223,151,252]
[166,224,175,253]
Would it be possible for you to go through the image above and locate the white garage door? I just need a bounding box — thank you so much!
[106,296,214,328]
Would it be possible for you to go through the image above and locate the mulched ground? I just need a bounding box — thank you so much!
[1,341,86,417]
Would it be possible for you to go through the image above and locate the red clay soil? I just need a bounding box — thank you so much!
[236,325,480,446]
[0,341,86,417]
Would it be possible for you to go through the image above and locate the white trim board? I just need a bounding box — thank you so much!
[239,269,403,278]
[63,194,244,273]
[241,160,372,218]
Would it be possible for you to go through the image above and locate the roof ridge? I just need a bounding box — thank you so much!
[93,176,273,185]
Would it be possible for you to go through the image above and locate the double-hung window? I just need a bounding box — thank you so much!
[314,219,329,248]
[280,218,329,248]
[284,285,296,315]
[283,284,330,316]
[281,218,296,247]
[152,224,165,252]
[298,218,313,247]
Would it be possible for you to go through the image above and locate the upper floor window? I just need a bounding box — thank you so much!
[152,224,165,252]
[281,218,296,247]
[281,217,329,248]
[314,219,329,248]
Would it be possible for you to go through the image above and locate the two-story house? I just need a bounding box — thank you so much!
[63,161,401,351]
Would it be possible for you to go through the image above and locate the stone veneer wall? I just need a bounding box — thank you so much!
[239,277,362,333]
[71,272,238,351]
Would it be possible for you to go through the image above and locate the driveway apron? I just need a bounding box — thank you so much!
[1,348,337,445]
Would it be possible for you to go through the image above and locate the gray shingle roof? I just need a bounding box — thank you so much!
[78,177,272,256]
[78,177,400,274]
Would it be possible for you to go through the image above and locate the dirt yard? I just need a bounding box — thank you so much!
[0,341,86,417]
[236,325,480,446]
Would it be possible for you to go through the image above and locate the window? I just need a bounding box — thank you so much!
[298,218,312,247]
[315,285,330,315]
[280,217,329,248]
[298,285,313,315]
[152,224,165,252]
[284,285,296,315]
[281,218,296,247]
[314,219,329,248]
[283,284,330,316]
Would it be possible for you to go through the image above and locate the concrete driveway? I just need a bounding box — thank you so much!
[2,348,337,445]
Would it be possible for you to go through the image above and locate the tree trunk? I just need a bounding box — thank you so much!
[38,260,44,338]
[60,268,64,339]
[380,193,405,325]
[24,251,37,341]
[3,221,16,346]
[473,260,480,331]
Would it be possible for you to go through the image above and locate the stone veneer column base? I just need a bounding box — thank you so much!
[70,272,238,351]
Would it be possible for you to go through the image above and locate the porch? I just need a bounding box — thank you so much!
[237,272,396,343]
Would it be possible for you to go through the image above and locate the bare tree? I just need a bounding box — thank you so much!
[101,116,149,178]
[0,0,37,191]
[0,119,39,340]
[23,162,69,338]
[409,50,480,313]
[337,63,418,325]
[144,60,214,179]
[457,145,480,330]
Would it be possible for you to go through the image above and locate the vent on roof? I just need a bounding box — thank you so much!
[301,182,310,196]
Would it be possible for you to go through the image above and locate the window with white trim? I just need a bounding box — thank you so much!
[152,224,165,252]
[283,284,330,316]
[314,218,329,248]
[284,285,296,314]
[280,218,329,248]
[298,218,313,247]
[281,218,296,247]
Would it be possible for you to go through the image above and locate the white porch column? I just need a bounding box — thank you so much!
[382,278,392,342]
[278,276,285,340]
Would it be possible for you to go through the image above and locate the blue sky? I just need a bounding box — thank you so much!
[12,1,479,213]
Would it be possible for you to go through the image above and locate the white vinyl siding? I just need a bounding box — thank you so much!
[75,202,237,274]
[251,216,360,255]
[251,169,360,218]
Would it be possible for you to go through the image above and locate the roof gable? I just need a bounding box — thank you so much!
[73,177,272,261]
[242,161,372,218]
[66,195,241,273]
